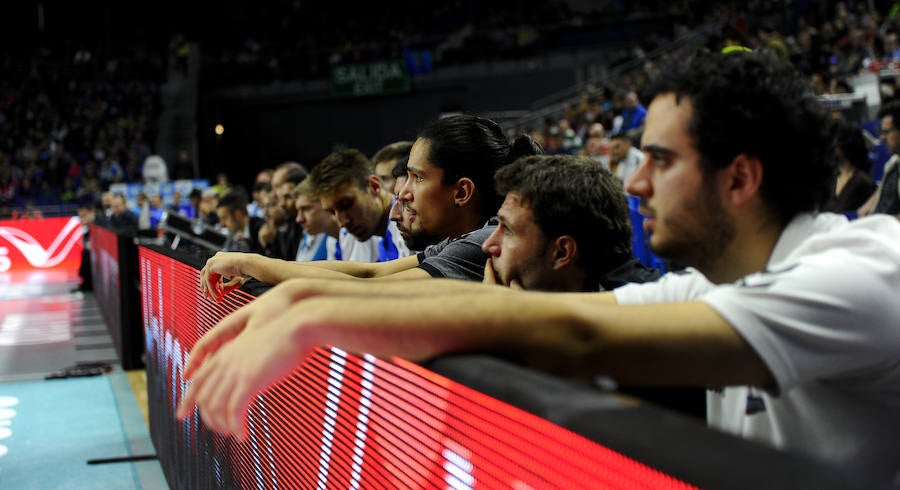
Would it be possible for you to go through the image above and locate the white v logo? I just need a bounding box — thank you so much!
[0,217,82,268]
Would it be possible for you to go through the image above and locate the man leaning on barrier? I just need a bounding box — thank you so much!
[178,51,900,481]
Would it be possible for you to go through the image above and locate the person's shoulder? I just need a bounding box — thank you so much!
[847,213,900,235]
[780,212,900,265]
[598,257,662,291]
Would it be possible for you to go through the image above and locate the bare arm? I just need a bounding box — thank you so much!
[178,289,768,438]
[199,252,423,300]
[282,295,769,386]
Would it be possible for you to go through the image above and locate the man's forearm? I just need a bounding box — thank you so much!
[239,255,378,284]
[291,292,767,386]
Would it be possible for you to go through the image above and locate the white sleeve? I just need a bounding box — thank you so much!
[613,268,715,304]
[701,246,900,392]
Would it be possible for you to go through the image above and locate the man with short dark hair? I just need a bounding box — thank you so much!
[308,148,408,262]
[292,178,340,262]
[216,188,265,254]
[482,154,656,292]
[108,193,138,234]
[266,162,308,260]
[372,141,414,193]
[608,132,644,183]
[858,99,900,217]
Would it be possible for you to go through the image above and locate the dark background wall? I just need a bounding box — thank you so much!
[199,67,575,188]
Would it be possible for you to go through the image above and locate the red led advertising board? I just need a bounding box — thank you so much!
[0,217,83,272]
[139,247,695,489]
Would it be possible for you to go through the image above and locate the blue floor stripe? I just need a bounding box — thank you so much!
[0,375,157,489]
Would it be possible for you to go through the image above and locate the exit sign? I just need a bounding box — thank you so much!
[331,60,410,97]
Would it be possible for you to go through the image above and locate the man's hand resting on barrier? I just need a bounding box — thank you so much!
[200,251,254,301]
[176,281,327,439]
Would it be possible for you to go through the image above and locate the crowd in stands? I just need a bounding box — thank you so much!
[520,1,900,185]
[198,0,706,88]
[0,35,164,218]
[4,1,899,485]
[5,1,900,223]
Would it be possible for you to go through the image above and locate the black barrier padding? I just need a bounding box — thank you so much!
[142,243,210,270]
[425,354,896,490]
[90,223,143,369]
[141,244,273,298]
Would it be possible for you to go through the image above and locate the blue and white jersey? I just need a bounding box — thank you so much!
[335,219,409,263]
[295,231,339,262]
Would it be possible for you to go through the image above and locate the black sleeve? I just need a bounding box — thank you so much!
[416,225,495,281]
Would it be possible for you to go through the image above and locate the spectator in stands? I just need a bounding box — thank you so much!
[616,91,647,136]
[131,192,147,217]
[307,149,408,262]
[212,172,232,196]
[859,100,900,217]
[824,119,874,214]
[168,191,184,215]
[148,193,166,229]
[585,122,605,140]
[387,157,419,251]
[579,136,607,166]
[247,181,271,219]
[216,187,265,254]
[267,162,308,261]
[179,51,900,482]
[258,193,286,259]
[184,188,202,219]
[255,168,274,185]
[99,191,114,222]
[541,125,566,155]
[73,201,98,293]
[390,157,409,196]
[481,154,658,292]
[134,192,152,230]
[107,193,138,234]
[371,141,414,194]
[98,158,124,187]
[60,177,78,206]
[557,118,582,155]
[292,178,340,261]
[198,188,220,227]
[196,114,541,298]
[608,132,644,184]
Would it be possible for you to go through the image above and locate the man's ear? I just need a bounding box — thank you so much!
[551,235,578,271]
[367,175,382,196]
[454,177,475,207]
[726,154,763,206]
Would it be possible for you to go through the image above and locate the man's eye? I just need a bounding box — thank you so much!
[649,153,669,166]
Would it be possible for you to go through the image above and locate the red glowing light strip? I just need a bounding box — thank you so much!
[140,247,697,489]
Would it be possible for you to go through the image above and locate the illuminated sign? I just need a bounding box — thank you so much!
[0,217,83,272]
[331,61,410,98]
[139,247,695,489]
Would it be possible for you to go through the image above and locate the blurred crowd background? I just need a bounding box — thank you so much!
[2,0,898,221]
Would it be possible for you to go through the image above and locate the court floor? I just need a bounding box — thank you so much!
[0,270,166,489]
